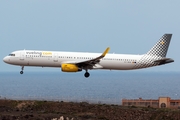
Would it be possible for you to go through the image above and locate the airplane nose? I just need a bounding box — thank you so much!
[3,56,8,63]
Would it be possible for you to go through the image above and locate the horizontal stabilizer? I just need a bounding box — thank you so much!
[154,58,174,65]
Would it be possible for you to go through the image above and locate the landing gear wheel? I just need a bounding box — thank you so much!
[20,71,23,74]
[20,66,24,74]
[84,72,90,78]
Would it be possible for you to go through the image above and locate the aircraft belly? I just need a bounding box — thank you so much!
[20,58,60,67]
[100,61,135,70]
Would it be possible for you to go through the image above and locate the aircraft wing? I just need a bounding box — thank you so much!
[63,47,110,69]
[154,58,174,65]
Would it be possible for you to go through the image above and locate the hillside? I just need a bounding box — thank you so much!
[0,99,180,120]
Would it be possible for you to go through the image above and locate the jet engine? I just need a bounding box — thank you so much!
[61,63,82,72]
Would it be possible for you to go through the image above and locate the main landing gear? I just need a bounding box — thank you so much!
[84,70,90,78]
[84,72,90,78]
[20,66,24,74]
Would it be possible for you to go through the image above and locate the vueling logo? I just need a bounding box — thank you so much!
[160,41,165,45]
[26,51,42,55]
[42,52,52,56]
[26,51,52,56]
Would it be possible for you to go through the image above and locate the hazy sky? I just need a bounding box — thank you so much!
[0,1,179,72]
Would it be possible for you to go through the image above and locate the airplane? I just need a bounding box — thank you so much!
[3,34,174,78]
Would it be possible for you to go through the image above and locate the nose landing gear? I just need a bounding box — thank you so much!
[20,71,23,74]
[20,66,24,74]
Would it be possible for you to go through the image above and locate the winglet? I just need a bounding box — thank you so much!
[102,47,110,57]
[93,47,110,60]
[74,47,110,65]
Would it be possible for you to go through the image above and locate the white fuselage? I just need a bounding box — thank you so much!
[3,50,144,70]
[3,34,174,77]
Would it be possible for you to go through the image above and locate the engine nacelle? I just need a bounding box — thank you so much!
[61,63,82,72]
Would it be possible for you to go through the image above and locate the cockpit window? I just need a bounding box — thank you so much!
[9,54,15,56]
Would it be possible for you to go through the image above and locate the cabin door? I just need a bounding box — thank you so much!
[54,53,58,62]
[20,52,25,60]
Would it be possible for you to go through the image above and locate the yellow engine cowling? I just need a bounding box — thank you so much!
[61,63,82,72]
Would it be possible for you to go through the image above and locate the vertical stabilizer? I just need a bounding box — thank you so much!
[146,34,172,57]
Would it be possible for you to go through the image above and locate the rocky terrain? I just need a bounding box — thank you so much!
[0,99,180,120]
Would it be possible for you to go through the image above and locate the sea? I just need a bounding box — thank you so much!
[0,71,179,105]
